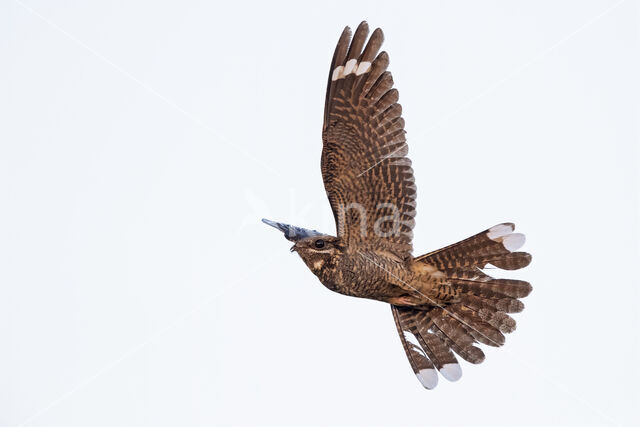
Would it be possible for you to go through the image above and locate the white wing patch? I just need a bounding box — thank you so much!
[332,60,372,81]
[355,61,371,75]
[343,58,357,76]
[331,65,344,81]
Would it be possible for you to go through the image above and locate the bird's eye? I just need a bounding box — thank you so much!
[314,239,325,249]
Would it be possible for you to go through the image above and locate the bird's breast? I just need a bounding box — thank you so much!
[315,251,410,300]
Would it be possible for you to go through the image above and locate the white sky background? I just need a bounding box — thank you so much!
[1,1,639,426]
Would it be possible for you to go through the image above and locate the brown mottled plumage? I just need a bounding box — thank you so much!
[263,22,532,389]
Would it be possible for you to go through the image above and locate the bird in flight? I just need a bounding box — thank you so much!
[263,21,532,389]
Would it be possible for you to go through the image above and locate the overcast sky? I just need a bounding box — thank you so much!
[1,1,638,426]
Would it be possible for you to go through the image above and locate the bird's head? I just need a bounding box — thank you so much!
[262,218,343,274]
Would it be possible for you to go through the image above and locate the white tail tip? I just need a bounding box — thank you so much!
[487,223,514,239]
[502,233,525,252]
[416,368,438,389]
[440,363,462,382]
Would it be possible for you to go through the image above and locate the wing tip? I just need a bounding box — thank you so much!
[330,22,387,82]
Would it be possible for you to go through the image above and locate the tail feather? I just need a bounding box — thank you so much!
[393,223,532,389]
[416,223,531,270]
[392,306,439,389]
[409,311,457,369]
[393,306,463,383]
[448,305,506,346]
[415,329,462,382]
[451,278,532,299]
[432,313,475,350]
[416,329,458,370]
[460,293,524,314]
[432,326,485,364]
[432,314,486,364]
[489,252,532,270]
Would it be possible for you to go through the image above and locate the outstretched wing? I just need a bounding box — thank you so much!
[322,22,416,258]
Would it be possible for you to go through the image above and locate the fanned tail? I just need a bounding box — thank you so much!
[393,223,532,389]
